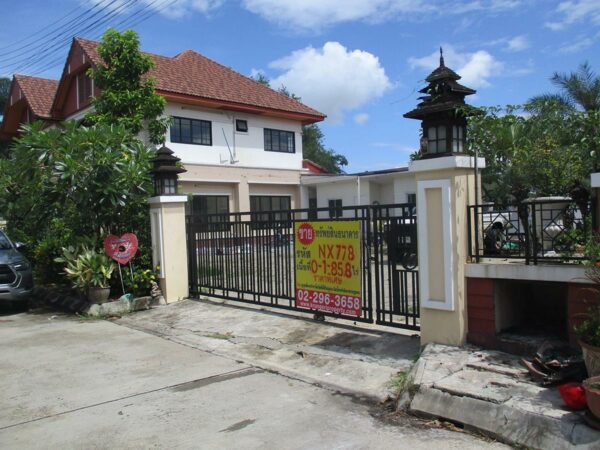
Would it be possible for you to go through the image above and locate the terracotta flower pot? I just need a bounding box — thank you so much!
[583,376,600,420]
[579,340,600,377]
[87,287,111,304]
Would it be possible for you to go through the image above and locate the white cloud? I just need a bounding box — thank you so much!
[240,0,428,30]
[354,113,370,125]
[450,0,522,14]
[88,0,523,28]
[269,42,392,123]
[85,0,224,19]
[506,35,530,52]
[249,68,264,78]
[240,0,521,31]
[165,0,225,18]
[409,45,503,88]
[546,0,600,30]
[488,34,529,52]
[558,36,595,53]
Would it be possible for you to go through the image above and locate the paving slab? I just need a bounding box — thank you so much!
[0,311,245,429]
[0,309,509,449]
[408,343,600,450]
[116,298,422,401]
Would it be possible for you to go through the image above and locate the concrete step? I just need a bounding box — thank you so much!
[407,344,600,450]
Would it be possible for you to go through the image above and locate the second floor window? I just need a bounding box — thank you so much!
[236,119,248,132]
[264,128,295,153]
[170,117,212,146]
[77,73,92,108]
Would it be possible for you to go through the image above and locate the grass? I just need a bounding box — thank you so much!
[387,370,417,398]
[388,353,422,399]
[205,331,234,340]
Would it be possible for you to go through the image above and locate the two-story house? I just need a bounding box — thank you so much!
[0,37,326,222]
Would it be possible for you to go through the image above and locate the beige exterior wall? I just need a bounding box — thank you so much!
[180,163,302,213]
[412,157,481,347]
[149,198,189,303]
[426,188,445,300]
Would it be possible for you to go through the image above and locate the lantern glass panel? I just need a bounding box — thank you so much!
[452,126,465,152]
[165,178,176,194]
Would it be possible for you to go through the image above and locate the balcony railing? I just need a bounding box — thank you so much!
[468,198,595,264]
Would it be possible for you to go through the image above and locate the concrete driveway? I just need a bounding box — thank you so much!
[0,306,509,449]
[117,298,422,401]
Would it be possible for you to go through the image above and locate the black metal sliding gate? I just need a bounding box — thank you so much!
[186,203,419,330]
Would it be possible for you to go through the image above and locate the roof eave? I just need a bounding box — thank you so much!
[159,90,326,124]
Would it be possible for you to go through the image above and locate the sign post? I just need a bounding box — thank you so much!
[294,221,362,317]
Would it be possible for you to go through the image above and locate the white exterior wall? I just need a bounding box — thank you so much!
[165,102,303,170]
[379,183,395,204]
[303,170,418,211]
[393,175,417,203]
[315,179,358,218]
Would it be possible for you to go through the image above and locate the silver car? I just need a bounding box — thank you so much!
[0,230,33,307]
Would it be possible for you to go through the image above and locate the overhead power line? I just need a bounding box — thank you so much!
[0,2,86,52]
[0,0,113,57]
[0,0,135,67]
[9,0,139,74]
[25,0,179,77]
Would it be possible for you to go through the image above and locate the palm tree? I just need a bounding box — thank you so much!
[527,62,600,113]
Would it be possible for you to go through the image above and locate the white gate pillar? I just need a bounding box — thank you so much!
[410,155,484,346]
[149,196,189,303]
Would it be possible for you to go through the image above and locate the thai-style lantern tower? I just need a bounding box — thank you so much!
[404,48,476,159]
[151,145,186,196]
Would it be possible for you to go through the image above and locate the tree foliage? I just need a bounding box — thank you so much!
[0,122,153,283]
[87,29,169,145]
[253,74,347,173]
[528,62,600,113]
[302,124,348,173]
[467,104,599,208]
[468,63,600,209]
[0,77,11,157]
[0,76,10,114]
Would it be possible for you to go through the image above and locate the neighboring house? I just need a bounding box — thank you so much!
[301,167,417,218]
[301,159,329,175]
[0,75,58,139]
[0,37,326,221]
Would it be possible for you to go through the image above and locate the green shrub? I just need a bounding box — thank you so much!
[121,265,157,297]
[56,246,116,291]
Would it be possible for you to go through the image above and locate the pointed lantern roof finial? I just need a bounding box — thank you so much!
[439,46,445,67]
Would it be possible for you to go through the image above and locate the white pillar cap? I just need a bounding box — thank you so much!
[147,195,188,205]
[409,155,486,173]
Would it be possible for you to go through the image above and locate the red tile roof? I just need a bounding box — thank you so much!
[14,75,58,119]
[74,38,325,121]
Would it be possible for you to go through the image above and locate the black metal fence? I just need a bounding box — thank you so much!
[187,203,419,330]
[468,199,594,264]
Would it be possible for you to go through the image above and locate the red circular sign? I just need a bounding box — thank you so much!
[297,223,315,246]
[103,233,139,265]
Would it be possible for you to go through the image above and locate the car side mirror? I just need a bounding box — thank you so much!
[14,242,26,250]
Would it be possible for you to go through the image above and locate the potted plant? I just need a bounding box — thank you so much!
[583,376,600,420]
[574,264,600,377]
[56,246,116,304]
[575,307,600,378]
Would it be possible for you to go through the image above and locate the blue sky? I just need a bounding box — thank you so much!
[1,0,599,172]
